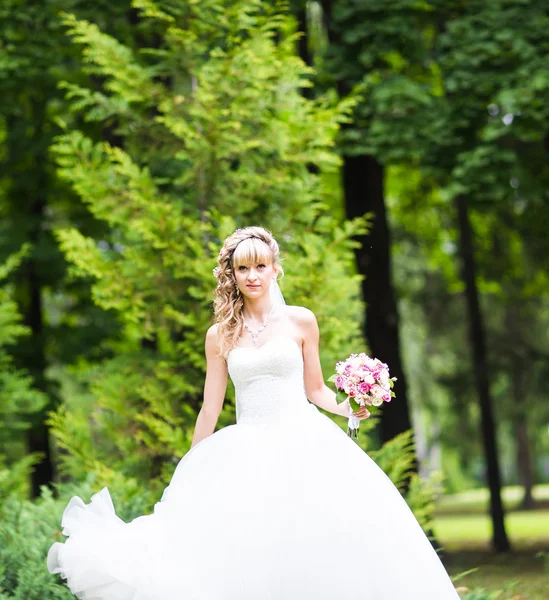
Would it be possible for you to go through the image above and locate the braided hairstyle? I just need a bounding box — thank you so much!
[213,226,283,358]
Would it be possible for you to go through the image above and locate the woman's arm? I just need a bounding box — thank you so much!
[191,324,228,448]
[300,308,370,420]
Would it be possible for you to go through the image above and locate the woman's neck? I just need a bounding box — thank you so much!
[242,297,273,324]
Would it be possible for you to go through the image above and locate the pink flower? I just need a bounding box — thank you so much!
[358,381,371,395]
[334,375,345,390]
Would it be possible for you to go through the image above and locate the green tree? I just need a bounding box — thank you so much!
[47,0,367,495]
[426,0,549,551]
[0,0,130,496]
[0,247,48,500]
[310,0,549,552]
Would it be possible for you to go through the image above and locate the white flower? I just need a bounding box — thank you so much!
[378,371,389,387]
[371,384,384,398]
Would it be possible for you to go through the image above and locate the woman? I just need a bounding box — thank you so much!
[48,226,460,599]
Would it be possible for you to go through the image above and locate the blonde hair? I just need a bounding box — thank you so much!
[213,226,283,358]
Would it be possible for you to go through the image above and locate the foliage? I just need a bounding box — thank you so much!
[458,589,518,600]
[318,0,549,499]
[324,0,445,163]
[0,0,133,495]
[0,248,48,500]
[46,0,368,497]
[0,486,78,599]
[0,475,154,599]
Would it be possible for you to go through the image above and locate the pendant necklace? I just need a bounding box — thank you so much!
[243,304,274,347]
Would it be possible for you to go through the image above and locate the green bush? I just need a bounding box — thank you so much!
[459,589,519,600]
[452,568,520,600]
[0,475,155,598]
[0,486,79,598]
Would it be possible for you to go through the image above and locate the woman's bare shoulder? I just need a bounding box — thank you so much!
[283,305,316,325]
[205,323,219,348]
[206,323,219,337]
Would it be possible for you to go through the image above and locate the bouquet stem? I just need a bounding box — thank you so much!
[347,413,361,439]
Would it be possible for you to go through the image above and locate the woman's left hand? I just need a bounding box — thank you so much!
[352,406,371,420]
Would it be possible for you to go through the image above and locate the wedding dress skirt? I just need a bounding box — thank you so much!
[48,336,459,599]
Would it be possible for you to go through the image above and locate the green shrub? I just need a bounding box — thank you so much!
[458,589,519,600]
[0,486,78,598]
[0,475,155,598]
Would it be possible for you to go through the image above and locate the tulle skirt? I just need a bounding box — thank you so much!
[48,405,459,599]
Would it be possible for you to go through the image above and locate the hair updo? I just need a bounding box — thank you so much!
[213,226,283,358]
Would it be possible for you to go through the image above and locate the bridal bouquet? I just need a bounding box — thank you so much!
[328,353,396,439]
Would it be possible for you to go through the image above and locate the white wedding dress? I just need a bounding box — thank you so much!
[48,336,459,599]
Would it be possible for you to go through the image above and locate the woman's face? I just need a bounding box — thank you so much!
[233,259,277,300]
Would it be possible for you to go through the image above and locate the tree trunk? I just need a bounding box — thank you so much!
[294,5,312,71]
[455,194,510,552]
[6,98,54,496]
[515,418,535,509]
[26,252,53,497]
[342,155,414,445]
[507,310,536,510]
[319,0,413,444]
[27,98,54,497]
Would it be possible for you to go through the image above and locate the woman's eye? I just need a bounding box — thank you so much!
[257,264,266,269]
[238,266,248,271]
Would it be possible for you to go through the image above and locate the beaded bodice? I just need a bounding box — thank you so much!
[227,337,311,426]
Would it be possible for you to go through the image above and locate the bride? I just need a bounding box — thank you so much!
[48,226,460,599]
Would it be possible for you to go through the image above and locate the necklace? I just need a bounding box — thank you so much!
[243,304,274,347]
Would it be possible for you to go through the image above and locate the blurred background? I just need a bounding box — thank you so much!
[0,1,548,598]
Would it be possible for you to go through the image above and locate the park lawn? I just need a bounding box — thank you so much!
[444,551,548,600]
[434,510,549,551]
[436,484,549,515]
[435,484,549,599]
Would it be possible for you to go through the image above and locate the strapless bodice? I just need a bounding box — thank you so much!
[227,337,312,425]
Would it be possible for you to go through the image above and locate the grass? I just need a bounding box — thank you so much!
[434,510,549,551]
[445,551,548,599]
[436,484,549,516]
[434,484,549,599]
